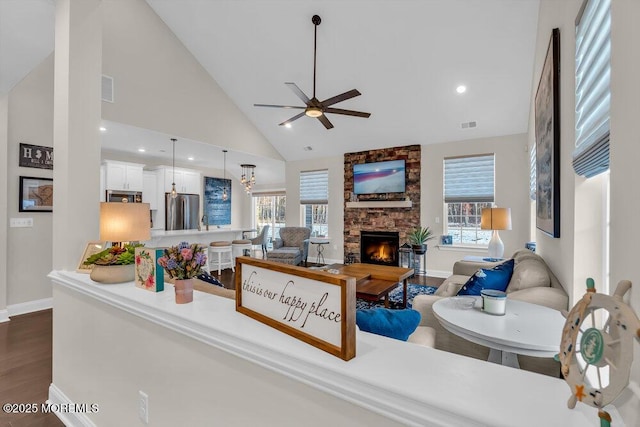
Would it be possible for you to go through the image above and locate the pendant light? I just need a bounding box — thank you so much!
[240,164,256,194]
[170,138,178,199]
[222,149,228,201]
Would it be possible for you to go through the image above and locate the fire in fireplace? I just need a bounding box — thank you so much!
[360,231,399,266]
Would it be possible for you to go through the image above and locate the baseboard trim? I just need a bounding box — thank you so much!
[8,297,53,317]
[48,384,97,427]
[0,309,9,323]
[426,269,452,279]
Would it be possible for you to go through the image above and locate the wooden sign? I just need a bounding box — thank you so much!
[236,257,356,361]
[19,143,53,169]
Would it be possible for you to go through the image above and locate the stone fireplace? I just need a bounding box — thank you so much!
[344,145,421,263]
[360,231,399,266]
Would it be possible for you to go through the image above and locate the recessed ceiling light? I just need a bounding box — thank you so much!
[284,123,292,128]
[456,85,467,94]
[138,148,146,153]
[188,156,194,161]
[99,126,107,132]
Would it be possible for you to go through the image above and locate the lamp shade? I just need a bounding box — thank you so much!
[99,202,151,243]
[481,208,512,231]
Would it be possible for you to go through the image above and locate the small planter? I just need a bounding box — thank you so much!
[90,264,135,284]
[174,279,194,304]
[411,244,427,255]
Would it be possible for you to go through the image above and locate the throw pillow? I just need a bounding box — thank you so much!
[196,272,225,288]
[457,258,515,296]
[355,308,421,341]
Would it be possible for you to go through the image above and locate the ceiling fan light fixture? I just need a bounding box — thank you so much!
[305,107,323,118]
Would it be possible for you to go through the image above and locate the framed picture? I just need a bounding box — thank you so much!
[19,143,54,169]
[203,176,231,225]
[19,176,53,212]
[535,28,560,238]
[76,241,107,273]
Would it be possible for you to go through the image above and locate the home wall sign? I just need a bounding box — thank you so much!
[236,257,356,360]
[19,143,53,170]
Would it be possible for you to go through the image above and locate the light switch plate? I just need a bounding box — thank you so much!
[10,218,33,228]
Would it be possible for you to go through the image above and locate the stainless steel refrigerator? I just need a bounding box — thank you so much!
[165,193,200,230]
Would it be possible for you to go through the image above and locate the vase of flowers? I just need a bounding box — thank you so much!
[158,242,208,304]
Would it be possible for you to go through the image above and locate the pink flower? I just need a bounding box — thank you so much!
[158,257,168,268]
[136,255,141,265]
[181,248,193,261]
[145,275,154,288]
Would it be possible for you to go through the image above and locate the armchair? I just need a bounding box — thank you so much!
[266,227,311,266]
[250,225,270,258]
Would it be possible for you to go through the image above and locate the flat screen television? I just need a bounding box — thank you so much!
[353,159,406,195]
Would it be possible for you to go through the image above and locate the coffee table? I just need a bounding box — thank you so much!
[432,297,565,368]
[330,263,414,308]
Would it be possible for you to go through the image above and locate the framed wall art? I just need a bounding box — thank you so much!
[19,143,53,169]
[19,176,53,212]
[76,241,107,273]
[535,28,560,238]
[203,176,231,225]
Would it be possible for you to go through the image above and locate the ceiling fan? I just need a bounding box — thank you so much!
[254,15,371,130]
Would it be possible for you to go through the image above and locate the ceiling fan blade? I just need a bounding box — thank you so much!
[285,82,311,104]
[279,112,306,126]
[254,104,305,109]
[321,89,361,107]
[317,114,334,129]
[324,108,371,118]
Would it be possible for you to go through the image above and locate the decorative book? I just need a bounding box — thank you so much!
[135,247,165,292]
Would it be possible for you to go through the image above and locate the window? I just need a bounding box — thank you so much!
[252,193,286,246]
[444,154,495,245]
[573,0,611,178]
[300,170,328,237]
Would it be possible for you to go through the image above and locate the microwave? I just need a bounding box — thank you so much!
[106,190,142,203]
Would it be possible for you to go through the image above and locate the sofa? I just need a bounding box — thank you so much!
[266,227,311,266]
[412,250,569,376]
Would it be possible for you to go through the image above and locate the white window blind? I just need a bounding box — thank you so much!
[530,143,536,201]
[300,169,328,204]
[444,154,495,203]
[574,0,610,178]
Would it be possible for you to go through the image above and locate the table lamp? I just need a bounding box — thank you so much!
[480,207,511,260]
[90,202,151,284]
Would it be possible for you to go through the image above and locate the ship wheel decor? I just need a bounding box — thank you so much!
[557,278,640,426]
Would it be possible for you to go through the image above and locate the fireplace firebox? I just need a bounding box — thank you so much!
[360,231,399,266]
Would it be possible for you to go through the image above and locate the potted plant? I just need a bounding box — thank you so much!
[157,241,208,303]
[83,243,142,283]
[407,226,435,255]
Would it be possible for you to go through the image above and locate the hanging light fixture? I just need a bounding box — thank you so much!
[170,138,178,199]
[240,164,256,194]
[222,149,228,201]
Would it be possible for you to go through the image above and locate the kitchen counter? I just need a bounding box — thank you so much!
[148,228,247,247]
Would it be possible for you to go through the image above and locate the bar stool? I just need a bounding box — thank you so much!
[232,239,252,263]
[209,241,234,275]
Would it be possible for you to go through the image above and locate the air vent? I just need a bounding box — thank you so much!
[303,146,313,151]
[101,75,114,103]
[461,121,477,129]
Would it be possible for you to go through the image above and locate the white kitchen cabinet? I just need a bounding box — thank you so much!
[104,161,144,191]
[158,167,201,195]
[143,171,158,210]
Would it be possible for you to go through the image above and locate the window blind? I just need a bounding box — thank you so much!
[574,0,610,178]
[444,154,495,203]
[300,169,328,204]
[530,143,536,201]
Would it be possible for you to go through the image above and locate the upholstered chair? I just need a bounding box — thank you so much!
[250,225,270,258]
[266,227,311,266]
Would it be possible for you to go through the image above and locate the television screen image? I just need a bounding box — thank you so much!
[353,160,406,194]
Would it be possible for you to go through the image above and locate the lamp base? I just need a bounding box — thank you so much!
[487,230,504,259]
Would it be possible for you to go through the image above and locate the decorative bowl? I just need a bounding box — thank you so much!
[89,264,135,284]
[451,296,477,310]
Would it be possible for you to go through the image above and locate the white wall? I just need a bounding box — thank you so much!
[100,0,282,162]
[285,156,344,263]
[422,134,531,273]
[6,54,55,305]
[0,94,8,316]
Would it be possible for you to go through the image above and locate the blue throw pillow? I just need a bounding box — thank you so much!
[196,272,224,288]
[356,308,421,341]
[457,258,514,296]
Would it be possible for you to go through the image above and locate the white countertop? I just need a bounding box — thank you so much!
[48,270,612,427]
[150,228,244,237]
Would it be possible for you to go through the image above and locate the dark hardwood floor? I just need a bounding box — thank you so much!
[0,310,64,427]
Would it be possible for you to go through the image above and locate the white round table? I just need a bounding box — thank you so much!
[432,297,565,368]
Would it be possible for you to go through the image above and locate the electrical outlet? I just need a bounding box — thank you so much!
[138,390,149,424]
[10,218,33,228]
[435,217,440,224]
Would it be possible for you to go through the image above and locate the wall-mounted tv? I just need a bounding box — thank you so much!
[353,159,406,195]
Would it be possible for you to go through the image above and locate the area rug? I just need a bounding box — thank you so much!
[356,283,438,310]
